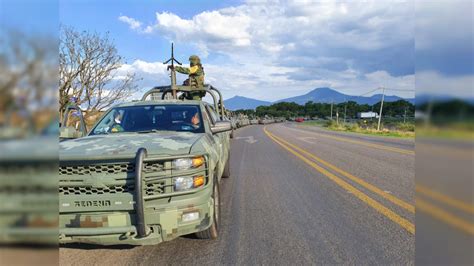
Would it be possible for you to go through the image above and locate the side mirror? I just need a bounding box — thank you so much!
[211,121,232,134]
[60,126,84,140]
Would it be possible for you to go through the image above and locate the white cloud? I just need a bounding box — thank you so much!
[415,0,472,51]
[120,0,412,56]
[118,15,142,30]
[416,71,474,98]
[152,10,252,55]
[117,0,416,101]
[117,59,414,102]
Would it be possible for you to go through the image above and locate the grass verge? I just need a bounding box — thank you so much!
[301,120,415,139]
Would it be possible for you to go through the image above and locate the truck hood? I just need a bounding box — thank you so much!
[59,132,204,161]
[1,136,57,162]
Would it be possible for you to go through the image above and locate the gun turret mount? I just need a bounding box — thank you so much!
[163,43,182,98]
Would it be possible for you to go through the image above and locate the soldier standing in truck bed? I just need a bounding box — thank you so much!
[173,55,206,100]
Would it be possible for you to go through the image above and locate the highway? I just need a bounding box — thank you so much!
[60,123,415,265]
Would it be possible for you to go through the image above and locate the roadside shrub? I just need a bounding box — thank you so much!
[345,123,360,131]
[325,120,337,128]
[396,122,415,132]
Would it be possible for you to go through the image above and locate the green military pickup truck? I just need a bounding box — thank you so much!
[59,85,232,245]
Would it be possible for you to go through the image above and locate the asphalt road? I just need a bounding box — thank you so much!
[415,137,473,265]
[60,123,415,265]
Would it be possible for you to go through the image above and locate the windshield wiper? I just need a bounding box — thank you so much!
[136,129,160,134]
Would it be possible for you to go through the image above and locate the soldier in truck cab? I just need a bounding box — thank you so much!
[168,55,206,100]
[109,111,124,133]
[189,109,201,129]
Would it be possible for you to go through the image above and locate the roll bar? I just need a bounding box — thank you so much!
[208,85,225,119]
[61,104,87,135]
[141,84,226,119]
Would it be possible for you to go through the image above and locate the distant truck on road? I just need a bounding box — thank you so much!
[357,111,379,119]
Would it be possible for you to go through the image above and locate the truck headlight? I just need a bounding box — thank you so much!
[172,156,205,170]
[173,175,205,191]
[173,177,193,191]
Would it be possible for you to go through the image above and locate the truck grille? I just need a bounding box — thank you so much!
[59,161,169,196]
[145,181,166,196]
[58,160,205,199]
[59,184,135,195]
[59,162,164,176]
[59,163,135,176]
[144,162,164,173]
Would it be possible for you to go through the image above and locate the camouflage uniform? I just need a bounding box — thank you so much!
[175,55,206,100]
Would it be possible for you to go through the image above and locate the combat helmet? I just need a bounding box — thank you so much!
[189,55,201,65]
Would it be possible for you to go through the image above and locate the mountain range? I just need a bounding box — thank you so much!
[224,87,415,110]
[223,96,271,110]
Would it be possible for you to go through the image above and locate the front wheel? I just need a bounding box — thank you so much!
[195,177,220,239]
[222,153,230,178]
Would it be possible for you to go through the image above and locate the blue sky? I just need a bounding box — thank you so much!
[59,0,242,63]
[56,0,422,101]
[4,0,470,101]
[1,0,58,35]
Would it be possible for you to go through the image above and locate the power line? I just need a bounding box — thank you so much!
[358,87,382,97]
[385,88,415,92]
[343,87,382,101]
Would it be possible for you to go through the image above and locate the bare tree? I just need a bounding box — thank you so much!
[59,26,137,119]
[0,31,57,130]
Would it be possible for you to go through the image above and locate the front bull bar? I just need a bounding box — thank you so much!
[135,148,148,238]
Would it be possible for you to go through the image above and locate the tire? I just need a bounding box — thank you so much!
[222,153,230,178]
[195,177,220,239]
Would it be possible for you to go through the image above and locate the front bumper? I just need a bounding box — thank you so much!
[59,193,213,245]
[59,150,214,246]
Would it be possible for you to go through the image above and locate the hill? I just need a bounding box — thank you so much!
[277,87,415,105]
[224,87,415,110]
[224,96,271,110]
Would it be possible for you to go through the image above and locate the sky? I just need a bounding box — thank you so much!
[3,0,470,102]
[56,0,421,101]
[414,0,473,99]
[1,0,58,35]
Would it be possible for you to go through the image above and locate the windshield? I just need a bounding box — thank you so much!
[90,105,204,135]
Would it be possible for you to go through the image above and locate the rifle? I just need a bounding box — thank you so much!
[163,43,182,99]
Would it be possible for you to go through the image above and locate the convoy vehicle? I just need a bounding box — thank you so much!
[0,120,57,244]
[238,115,250,127]
[258,117,276,124]
[226,110,237,138]
[233,114,250,128]
[250,119,259,125]
[59,48,232,245]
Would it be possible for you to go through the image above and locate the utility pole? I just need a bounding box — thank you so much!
[377,87,385,131]
[344,98,347,124]
[330,101,333,120]
[403,106,407,123]
[424,99,434,127]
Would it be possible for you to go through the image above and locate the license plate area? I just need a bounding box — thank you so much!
[63,213,130,228]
